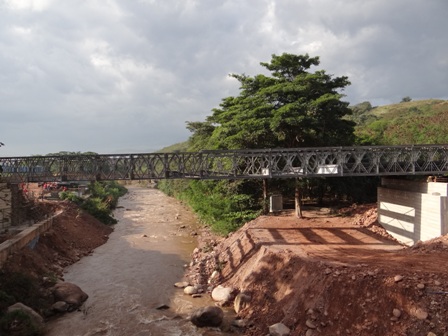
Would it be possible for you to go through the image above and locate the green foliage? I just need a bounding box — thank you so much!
[187,53,355,150]
[81,197,116,224]
[157,179,190,197]
[44,151,99,156]
[0,291,15,313]
[166,53,363,233]
[60,181,127,225]
[355,99,448,145]
[355,119,390,145]
[0,273,54,335]
[0,310,44,336]
[156,141,190,153]
[59,192,83,204]
[158,180,260,235]
[401,96,412,103]
[0,273,38,308]
[348,101,379,126]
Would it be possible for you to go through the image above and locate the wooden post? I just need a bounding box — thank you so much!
[295,178,303,218]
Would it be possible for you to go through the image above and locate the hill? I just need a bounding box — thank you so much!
[156,140,189,153]
[159,100,448,151]
[351,99,448,145]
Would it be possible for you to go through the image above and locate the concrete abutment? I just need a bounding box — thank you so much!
[378,178,448,245]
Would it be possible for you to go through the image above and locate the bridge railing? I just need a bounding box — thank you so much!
[1,145,448,183]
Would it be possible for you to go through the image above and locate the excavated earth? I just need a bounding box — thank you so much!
[186,204,448,336]
[1,197,448,336]
[0,201,112,278]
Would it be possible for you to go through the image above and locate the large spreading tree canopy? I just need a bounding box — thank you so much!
[187,53,355,150]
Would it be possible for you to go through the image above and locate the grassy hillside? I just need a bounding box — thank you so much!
[156,140,190,152]
[160,100,448,150]
[352,99,448,145]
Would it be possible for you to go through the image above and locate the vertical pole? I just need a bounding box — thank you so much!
[295,178,303,218]
[129,155,135,180]
[263,178,268,214]
[164,153,169,179]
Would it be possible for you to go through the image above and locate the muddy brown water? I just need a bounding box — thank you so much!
[46,185,236,336]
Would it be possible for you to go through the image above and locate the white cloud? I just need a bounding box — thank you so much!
[4,0,53,12]
[0,0,447,156]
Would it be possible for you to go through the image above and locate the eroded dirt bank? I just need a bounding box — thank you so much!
[1,185,235,335]
[2,188,448,336]
[187,205,448,336]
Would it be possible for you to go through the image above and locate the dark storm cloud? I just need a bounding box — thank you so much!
[0,0,447,156]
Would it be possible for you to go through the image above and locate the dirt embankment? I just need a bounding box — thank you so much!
[0,199,113,335]
[187,205,448,336]
[1,199,448,336]
[1,201,112,279]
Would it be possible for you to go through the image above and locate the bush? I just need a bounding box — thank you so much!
[0,310,44,336]
[0,273,38,308]
[0,291,14,313]
[81,197,117,225]
[60,181,127,225]
[59,192,83,205]
[159,180,260,235]
[0,272,52,334]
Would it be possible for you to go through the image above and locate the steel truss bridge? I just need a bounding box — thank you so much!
[1,144,448,183]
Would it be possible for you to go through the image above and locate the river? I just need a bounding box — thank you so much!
[45,184,235,336]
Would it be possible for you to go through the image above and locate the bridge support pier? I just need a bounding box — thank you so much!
[377,178,448,246]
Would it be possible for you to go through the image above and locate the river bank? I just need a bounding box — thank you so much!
[0,185,238,335]
[186,204,448,336]
[1,185,447,336]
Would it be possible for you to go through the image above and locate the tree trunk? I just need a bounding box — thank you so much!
[295,179,303,218]
[263,179,268,214]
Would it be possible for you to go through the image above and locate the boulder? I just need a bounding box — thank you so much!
[52,301,69,313]
[184,286,198,295]
[211,285,233,302]
[52,282,88,311]
[174,281,189,288]
[234,292,251,313]
[7,302,45,330]
[190,306,224,327]
[269,322,291,336]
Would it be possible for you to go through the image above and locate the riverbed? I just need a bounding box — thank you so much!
[45,185,234,336]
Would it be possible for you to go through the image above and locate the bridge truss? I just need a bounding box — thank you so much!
[1,145,448,183]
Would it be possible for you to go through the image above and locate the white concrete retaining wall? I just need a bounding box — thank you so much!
[381,178,448,195]
[0,212,61,268]
[378,179,448,246]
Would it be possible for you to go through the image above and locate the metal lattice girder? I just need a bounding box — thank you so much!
[2,144,448,183]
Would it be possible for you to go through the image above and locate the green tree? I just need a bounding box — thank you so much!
[168,53,359,233]
[188,53,355,150]
[401,96,412,103]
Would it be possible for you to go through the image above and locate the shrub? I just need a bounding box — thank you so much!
[159,180,260,235]
[81,197,117,225]
[0,291,14,313]
[0,310,44,336]
[0,273,38,308]
[60,181,127,225]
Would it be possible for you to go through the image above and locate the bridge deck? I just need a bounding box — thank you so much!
[1,145,448,183]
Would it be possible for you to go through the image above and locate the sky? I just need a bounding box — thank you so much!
[0,0,447,157]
